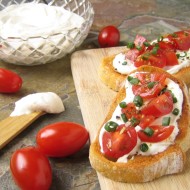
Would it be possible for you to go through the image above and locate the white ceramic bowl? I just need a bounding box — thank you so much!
[0,0,94,65]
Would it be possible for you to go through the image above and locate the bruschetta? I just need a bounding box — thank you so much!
[99,30,190,91]
[90,66,190,182]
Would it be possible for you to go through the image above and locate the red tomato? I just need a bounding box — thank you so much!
[139,115,155,129]
[102,125,137,159]
[132,73,167,99]
[10,146,52,190]
[134,50,166,68]
[141,91,173,117]
[138,125,174,142]
[36,122,89,157]
[121,102,141,121]
[0,68,22,93]
[98,25,120,48]
[125,48,141,61]
[162,49,178,66]
[167,30,190,50]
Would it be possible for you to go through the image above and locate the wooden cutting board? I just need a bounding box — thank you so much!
[71,47,190,190]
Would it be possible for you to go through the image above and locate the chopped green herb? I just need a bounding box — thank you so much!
[136,46,142,51]
[172,108,179,115]
[130,117,140,127]
[119,101,127,108]
[143,41,150,47]
[151,46,159,55]
[157,35,163,42]
[126,42,135,49]
[122,61,127,65]
[121,113,128,123]
[133,95,143,107]
[147,81,157,89]
[143,127,154,136]
[140,143,149,152]
[142,53,150,60]
[127,76,140,85]
[104,121,118,132]
[162,117,171,126]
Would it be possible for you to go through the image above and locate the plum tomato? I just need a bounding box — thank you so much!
[0,68,22,93]
[98,25,120,48]
[10,146,52,190]
[36,122,89,157]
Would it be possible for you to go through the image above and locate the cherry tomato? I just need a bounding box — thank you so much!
[138,125,174,142]
[0,68,22,93]
[36,122,89,157]
[98,25,120,48]
[167,30,190,50]
[10,146,52,190]
[132,73,167,99]
[141,91,173,117]
[102,125,137,159]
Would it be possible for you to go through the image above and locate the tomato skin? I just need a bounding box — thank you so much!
[36,122,89,157]
[167,30,190,50]
[141,91,173,117]
[102,125,137,159]
[10,146,52,190]
[132,73,167,99]
[0,68,22,93]
[134,50,166,68]
[138,125,174,142]
[98,25,120,48]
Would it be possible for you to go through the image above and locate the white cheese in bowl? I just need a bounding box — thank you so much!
[0,2,85,39]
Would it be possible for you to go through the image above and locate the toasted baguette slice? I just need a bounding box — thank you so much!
[90,66,190,183]
[98,52,190,91]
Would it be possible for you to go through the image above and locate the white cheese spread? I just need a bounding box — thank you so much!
[10,92,65,116]
[0,3,85,39]
[99,72,183,163]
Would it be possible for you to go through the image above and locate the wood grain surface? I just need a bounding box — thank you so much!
[0,112,44,149]
[71,47,190,190]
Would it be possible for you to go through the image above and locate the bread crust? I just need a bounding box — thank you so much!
[98,52,190,91]
[90,66,190,183]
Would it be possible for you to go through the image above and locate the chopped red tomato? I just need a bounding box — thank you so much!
[162,49,178,66]
[134,50,167,68]
[121,102,141,121]
[139,115,155,129]
[158,41,176,51]
[141,91,173,117]
[138,125,174,142]
[102,125,137,159]
[167,30,190,51]
[125,48,141,61]
[134,35,147,47]
[132,72,167,99]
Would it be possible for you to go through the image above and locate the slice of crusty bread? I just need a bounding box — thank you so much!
[98,52,190,91]
[90,65,190,183]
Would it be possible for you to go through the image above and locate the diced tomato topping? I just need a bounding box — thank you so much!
[138,125,174,142]
[121,102,142,121]
[125,48,141,61]
[141,91,174,117]
[134,50,167,68]
[132,72,167,99]
[167,30,190,51]
[139,115,155,129]
[102,125,137,159]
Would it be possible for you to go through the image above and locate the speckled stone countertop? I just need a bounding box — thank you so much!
[0,0,190,189]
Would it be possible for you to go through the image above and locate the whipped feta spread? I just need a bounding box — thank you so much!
[0,3,85,39]
[10,92,65,116]
[99,72,183,163]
